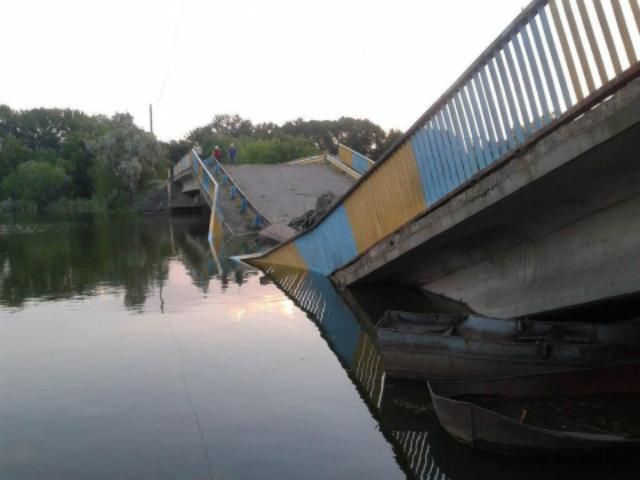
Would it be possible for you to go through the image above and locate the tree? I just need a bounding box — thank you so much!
[2,161,66,209]
[163,139,192,165]
[253,122,279,138]
[239,135,317,164]
[61,134,94,198]
[281,118,336,153]
[209,114,254,137]
[92,114,161,205]
[0,106,169,209]
[0,105,16,138]
[377,128,404,160]
[0,135,29,179]
[331,117,388,158]
[280,117,394,158]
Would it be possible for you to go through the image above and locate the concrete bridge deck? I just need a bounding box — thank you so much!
[224,162,355,225]
[170,149,366,246]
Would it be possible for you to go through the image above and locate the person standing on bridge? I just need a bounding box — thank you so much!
[213,145,223,163]
[228,142,238,164]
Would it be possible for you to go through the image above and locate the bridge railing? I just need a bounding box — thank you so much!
[286,154,326,165]
[209,157,271,229]
[248,0,640,275]
[337,144,375,175]
[387,0,640,206]
[173,149,224,245]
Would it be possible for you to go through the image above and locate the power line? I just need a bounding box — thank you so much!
[156,0,186,106]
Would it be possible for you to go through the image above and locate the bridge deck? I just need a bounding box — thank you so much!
[224,163,355,225]
[204,164,255,235]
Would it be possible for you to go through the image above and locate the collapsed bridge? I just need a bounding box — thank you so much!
[245,0,640,319]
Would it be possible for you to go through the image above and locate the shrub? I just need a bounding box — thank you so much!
[2,161,66,210]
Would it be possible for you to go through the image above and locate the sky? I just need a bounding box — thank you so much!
[0,0,529,141]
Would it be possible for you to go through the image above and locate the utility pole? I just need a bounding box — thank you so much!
[149,104,154,135]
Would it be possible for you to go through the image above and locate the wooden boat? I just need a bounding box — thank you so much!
[375,311,640,380]
[428,363,640,457]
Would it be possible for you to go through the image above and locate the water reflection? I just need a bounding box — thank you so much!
[174,225,258,292]
[2,213,639,479]
[0,213,259,310]
[261,265,640,480]
[261,266,448,480]
[1,214,405,480]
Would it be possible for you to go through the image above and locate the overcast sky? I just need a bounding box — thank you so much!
[1,0,528,141]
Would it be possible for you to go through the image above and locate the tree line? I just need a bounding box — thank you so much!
[170,114,403,165]
[0,106,164,210]
[0,107,403,211]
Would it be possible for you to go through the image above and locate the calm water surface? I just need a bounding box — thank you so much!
[1,214,637,479]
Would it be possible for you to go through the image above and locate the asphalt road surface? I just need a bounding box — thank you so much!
[224,163,355,225]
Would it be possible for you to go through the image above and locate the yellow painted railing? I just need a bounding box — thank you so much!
[172,149,223,247]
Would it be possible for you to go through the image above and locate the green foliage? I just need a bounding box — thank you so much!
[0,214,173,309]
[0,104,403,209]
[378,128,404,158]
[49,197,108,213]
[210,114,254,137]
[280,117,390,158]
[163,139,192,166]
[91,114,161,206]
[238,135,317,165]
[186,113,402,164]
[61,134,94,198]
[2,161,66,209]
[0,106,166,211]
[0,135,29,178]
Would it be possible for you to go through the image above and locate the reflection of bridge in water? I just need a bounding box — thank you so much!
[171,221,452,478]
[260,262,640,480]
[262,265,447,480]
[173,223,259,293]
[166,211,640,478]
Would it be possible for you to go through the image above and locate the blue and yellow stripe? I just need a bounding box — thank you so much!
[338,143,374,175]
[250,139,432,274]
[239,0,640,276]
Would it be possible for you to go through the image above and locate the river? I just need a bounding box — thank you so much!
[0,214,636,479]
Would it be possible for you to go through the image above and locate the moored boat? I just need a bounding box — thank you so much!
[428,363,640,457]
[376,311,640,380]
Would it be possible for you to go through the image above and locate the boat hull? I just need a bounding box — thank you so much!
[376,312,640,381]
[428,363,640,457]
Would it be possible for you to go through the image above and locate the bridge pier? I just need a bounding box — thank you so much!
[168,178,208,211]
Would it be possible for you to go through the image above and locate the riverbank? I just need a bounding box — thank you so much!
[0,181,170,216]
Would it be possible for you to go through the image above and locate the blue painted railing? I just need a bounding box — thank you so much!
[337,143,375,175]
[397,0,640,206]
[173,149,223,244]
[249,0,640,276]
[208,157,271,230]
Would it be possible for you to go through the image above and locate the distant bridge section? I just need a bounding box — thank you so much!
[170,148,367,243]
[222,159,355,225]
[336,144,375,176]
[171,150,225,247]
